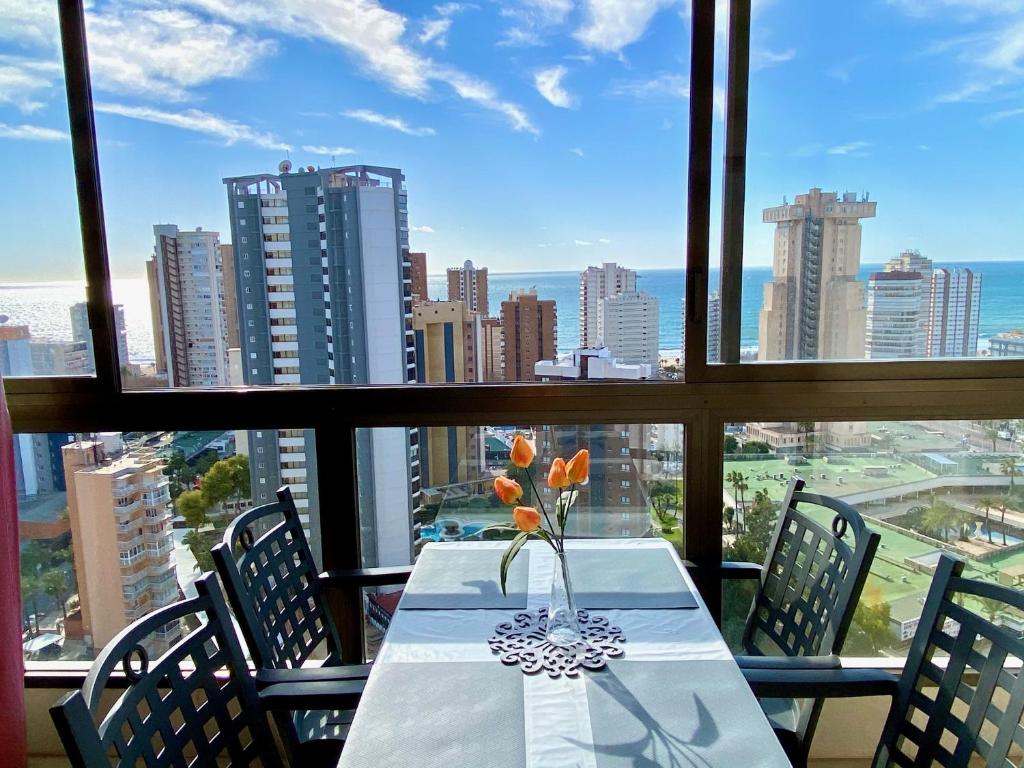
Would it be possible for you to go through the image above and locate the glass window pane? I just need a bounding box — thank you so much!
[714,1,1024,364]
[76,1,690,386]
[18,427,290,661]
[722,418,1024,657]
[0,3,93,377]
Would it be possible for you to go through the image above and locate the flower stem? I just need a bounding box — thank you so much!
[525,469,560,551]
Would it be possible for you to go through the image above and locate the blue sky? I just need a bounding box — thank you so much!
[1,0,1023,281]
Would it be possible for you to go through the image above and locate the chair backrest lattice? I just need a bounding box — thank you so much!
[50,574,282,768]
[212,486,342,671]
[876,555,1024,768]
[743,476,881,660]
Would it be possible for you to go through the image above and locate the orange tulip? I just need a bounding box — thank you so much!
[547,457,570,489]
[494,476,523,505]
[513,506,542,532]
[510,434,535,468]
[566,449,590,484]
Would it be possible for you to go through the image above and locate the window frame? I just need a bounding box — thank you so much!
[8,0,1024,681]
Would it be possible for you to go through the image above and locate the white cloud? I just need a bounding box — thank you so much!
[411,225,435,233]
[751,47,796,70]
[538,242,552,248]
[525,0,574,24]
[0,0,59,48]
[85,8,276,102]
[608,73,725,119]
[420,17,452,47]
[598,237,611,244]
[498,27,545,47]
[983,106,1024,121]
[181,0,535,133]
[888,0,1024,17]
[574,239,593,246]
[0,121,67,141]
[826,140,872,156]
[569,146,584,156]
[0,56,61,112]
[301,144,357,156]
[343,109,436,136]
[575,0,678,53]
[94,103,291,150]
[534,65,575,108]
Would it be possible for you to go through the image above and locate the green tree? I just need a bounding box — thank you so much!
[1000,456,1019,493]
[163,450,195,499]
[922,499,957,542]
[741,441,772,455]
[183,529,215,573]
[723,505,735,533]
[998,495,1022,546]
[725,471,749,533]
[726,490,776,564]
[504,462,536,505]
[41,569,70,620]
[723,435,738,454]
[977,495,1002,544]
[797,421,816,457]
[978,596,1003,624]
[200,454,251,511]
[846,598,893,655]
[176,489,210,530]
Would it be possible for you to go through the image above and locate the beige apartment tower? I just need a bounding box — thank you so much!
[501,290,557,382]
[62,438,179,654]
[412,301,485,487]
[447,259,488,315]
[580,263,637,348]
[758,189,876,361]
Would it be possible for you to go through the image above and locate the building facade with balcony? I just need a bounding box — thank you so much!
[224,164,418,566]
[61,437,178,655]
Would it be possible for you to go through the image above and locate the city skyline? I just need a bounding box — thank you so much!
[2,1,1024,280]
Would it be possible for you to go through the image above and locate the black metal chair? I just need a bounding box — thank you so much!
[210,485,411,757]
[746,554,1024,767]
[50,572,356,767]
[724,475,881,767]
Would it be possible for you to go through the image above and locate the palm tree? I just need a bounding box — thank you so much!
[923,500,956,542]
[725,471,749,533]
[797,421,816,457]
[979,596,1003,624]
[1000,456,1019,494]
[977,495,1002,544]
[42,569,70,621]
[999,495,1022,546]
[986,427,1000,452]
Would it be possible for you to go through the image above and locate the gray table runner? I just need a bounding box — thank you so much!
[583,660,791,767]
[400,547,530,609]
[338,662,526,768]
[568,548,698,609]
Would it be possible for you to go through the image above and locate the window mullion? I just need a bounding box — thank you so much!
[58,0,121,395]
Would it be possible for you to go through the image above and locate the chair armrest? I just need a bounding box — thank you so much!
[743,667,900,700]
[735,654,841,671]
[255,664,372,689]
[720,562,763,580]
[258,679,366,712]
[320,566,413,588]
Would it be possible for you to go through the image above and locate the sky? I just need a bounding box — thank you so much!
[0,0,1023,281]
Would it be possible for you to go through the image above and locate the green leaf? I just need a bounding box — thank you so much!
[556,489,578,532]
[500,531,531,596]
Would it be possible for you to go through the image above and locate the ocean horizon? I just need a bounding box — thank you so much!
[2,261,1022,365]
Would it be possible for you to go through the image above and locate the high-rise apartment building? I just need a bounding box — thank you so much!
[480,317,503,382]
[759,189,876,361]
[707,291,722,364]
[865,271,927,359]
[500,290,557,382]
[929,267,982,358]
[598,291,659,368]
[70,301,129,372]
[30,340,90,376]
[534,347,651,537]
[224,164,417,566]
[147,225,231,387]
[62,437,178,654]
[412,301,484,487]
[447,259,488,315]
[579,263,637,348]
[219,244,241,350]
[408,251,429,303]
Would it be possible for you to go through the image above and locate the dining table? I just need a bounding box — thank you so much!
[337,538,793,767]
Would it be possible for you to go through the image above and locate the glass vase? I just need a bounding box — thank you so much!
[546,550,582,647]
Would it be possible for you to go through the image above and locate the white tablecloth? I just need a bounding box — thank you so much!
[338,539,792,768]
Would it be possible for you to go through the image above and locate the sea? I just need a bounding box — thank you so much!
[1,261,1022,366]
